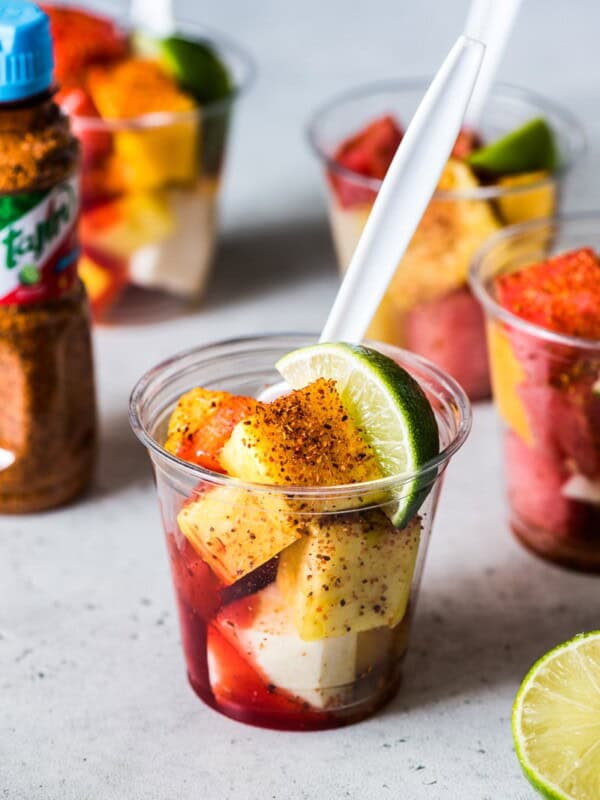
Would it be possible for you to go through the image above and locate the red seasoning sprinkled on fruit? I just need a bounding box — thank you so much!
[495,247,600,339]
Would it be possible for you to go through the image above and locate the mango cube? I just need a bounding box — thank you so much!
[389,159,501,311]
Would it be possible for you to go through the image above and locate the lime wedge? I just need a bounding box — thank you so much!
[276,343,439,526]
[513,631,600,799]
[133,32,231,103]
[468,118,557,175]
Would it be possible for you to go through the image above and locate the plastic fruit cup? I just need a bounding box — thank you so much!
[129,334,471,730]
[73,23,253,320]
[308,82,584,401]
[470,214,600,572]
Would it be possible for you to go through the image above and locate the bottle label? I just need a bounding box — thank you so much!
[0,175,80,305]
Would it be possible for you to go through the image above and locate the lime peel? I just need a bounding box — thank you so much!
[276,342,440,526]
[512,630,600,800]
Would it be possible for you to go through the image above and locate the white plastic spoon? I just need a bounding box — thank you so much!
[463,0,523,127]
[130,0,175,35]
[260,34,484,401]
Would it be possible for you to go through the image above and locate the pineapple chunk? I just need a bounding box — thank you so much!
[80,192,175,260]
[389,159,501,311]
[88,58,199,190]
[177,487,304,585]
[277,511,420,641]
[486,320,533,446]
[497,170,556,224]
[220,378,382,486]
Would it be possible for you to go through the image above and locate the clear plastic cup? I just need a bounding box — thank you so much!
[308,81,584,401]
[71,22,254,320]
[470,214,600,571]
[129,334,471,730]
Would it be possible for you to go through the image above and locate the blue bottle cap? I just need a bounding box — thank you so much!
[0,1,53,102]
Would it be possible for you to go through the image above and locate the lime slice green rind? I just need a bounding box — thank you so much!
[276,342,440,527]
[512,631,600,800]
[132,32,232,103]
[160,36,232,103]
[468,117,557,175]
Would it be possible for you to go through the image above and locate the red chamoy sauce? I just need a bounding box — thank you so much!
[167,535,339,730]
[495,247,600,340]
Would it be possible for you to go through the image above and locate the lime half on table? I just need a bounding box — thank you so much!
[513,631,600,800]
[276,342,439,527]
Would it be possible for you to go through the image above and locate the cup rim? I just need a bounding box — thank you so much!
[306,79,586,202]
[128,333,472,497]
[469,211,600,349]
[70,18,255,131]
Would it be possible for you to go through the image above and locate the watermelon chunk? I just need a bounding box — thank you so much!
[328,115,403,208]
[42,5,127,85]
[504,431,587,538]
[495,248,600,339]
[403,286,490,400]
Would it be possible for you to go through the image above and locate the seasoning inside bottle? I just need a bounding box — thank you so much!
[0,1,97,512]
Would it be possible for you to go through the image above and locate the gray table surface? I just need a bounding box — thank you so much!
[2,1,600,798]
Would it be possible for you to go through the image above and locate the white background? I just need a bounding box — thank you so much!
[2,1,599,798]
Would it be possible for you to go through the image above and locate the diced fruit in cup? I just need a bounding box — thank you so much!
[496,171,556,224]
[177,487,305,586]
[127,185,219,296]
[487,321,534,446]
[77,249,127,320]
[133,33,232,104]
[332,114,403,189]
[388,159,501,311]
[58,88,112,165]
[220,378,383,486]
[87,59,199,189]
[276,343,439,526]
[114,124,199,191]
[42,4,128,86]
[166,341,441,723]
[505,430,589,539]
[165,387,257,473]
[468,118,557,175]
[80,155,127,206]
[403,286,489,402]
[210,583,399,711]
[80,192,175,260]
[494,248,600,339]
[213,583,357,709]
[451,127,481,160]
[277,511,420,640]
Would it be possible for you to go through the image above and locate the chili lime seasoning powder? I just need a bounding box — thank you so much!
[494,247,600,340]
[0,1,97,512]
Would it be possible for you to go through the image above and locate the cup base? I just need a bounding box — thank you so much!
[510,513,600,573]
[187,670,404,732]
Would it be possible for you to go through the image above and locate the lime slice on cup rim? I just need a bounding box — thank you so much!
[276,342,440,527]
[468,117,557,175]
[512,631,600,800]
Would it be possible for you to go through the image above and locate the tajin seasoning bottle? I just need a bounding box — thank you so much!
[0,1,96,512]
